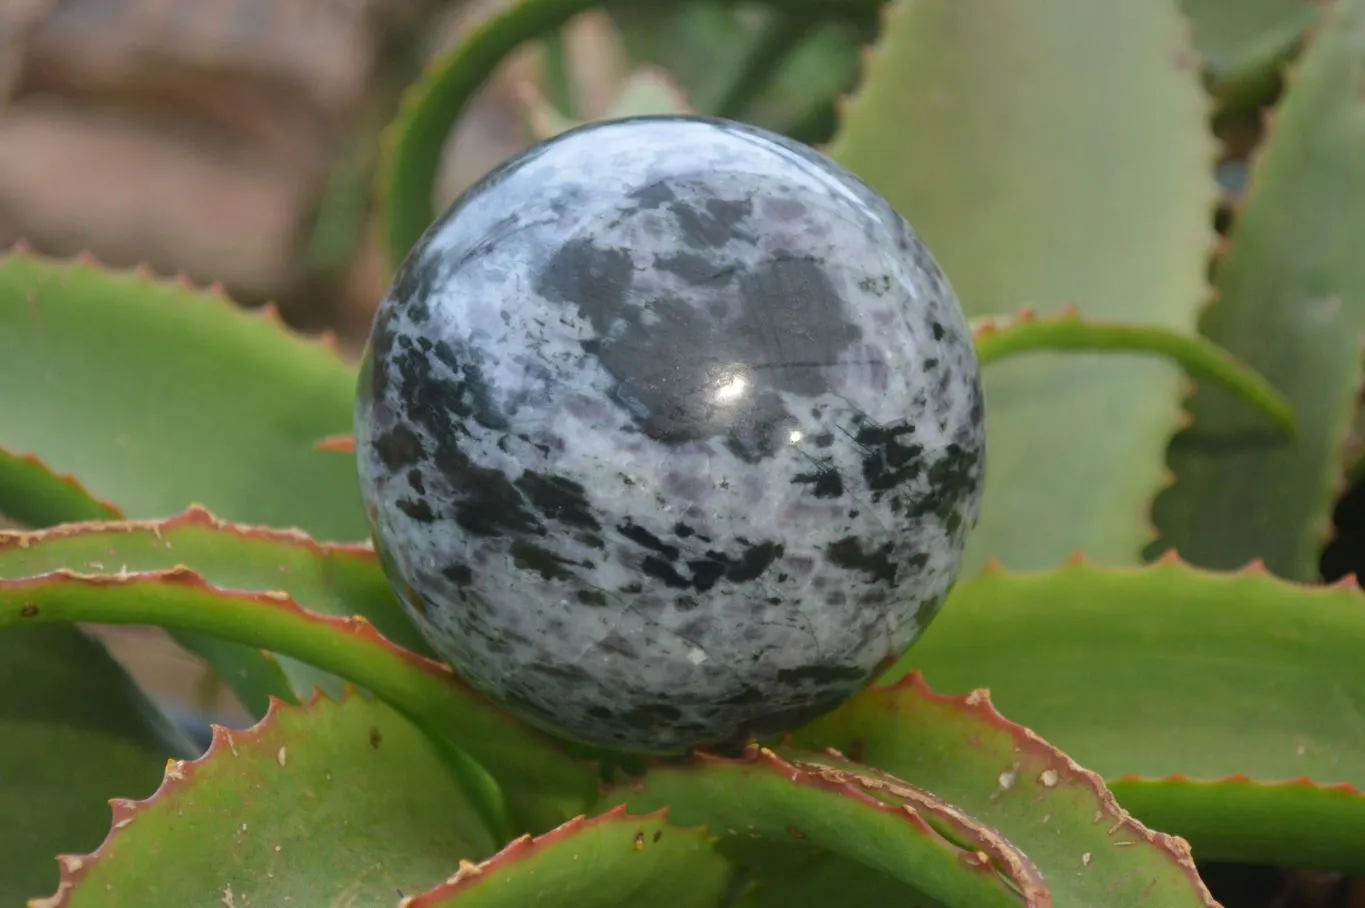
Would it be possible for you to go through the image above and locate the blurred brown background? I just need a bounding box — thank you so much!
[0,0,548,353]
[0,0,557,724]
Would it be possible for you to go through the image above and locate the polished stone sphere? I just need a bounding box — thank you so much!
[356,115,985,753]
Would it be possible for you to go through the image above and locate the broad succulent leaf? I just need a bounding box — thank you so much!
[790,675,1217,907]
[972,308,1295,436]
[600,5,783,115]
[400,807,732,908]
[0,248,363,540]
[0,562,600,833]
[0,250,368,726]
[2,626,195,905]
[607,747,1043,907]
[519,65,694,141]
[298,306,1302,461]
[0,509,430,714]
[889,556,1365,872]
[1182,0,1323,100]
[378,0,879,270]
[1152,0,1365,581]
[828,0,1220,573]
[32,692,500,908]
[728,853,942,908]
[601,4,868,134]
[0,451,121,528]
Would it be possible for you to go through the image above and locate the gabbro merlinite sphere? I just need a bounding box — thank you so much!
[356,115,986,754]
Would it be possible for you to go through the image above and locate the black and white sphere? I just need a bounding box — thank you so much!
[356,116,985,754]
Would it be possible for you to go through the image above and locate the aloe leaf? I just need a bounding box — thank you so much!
[379,0,878,269]
[1182,0,1323,99]
[519,66,694,141]
[789,675,1217,907]
[604,5,774,115]
[33,692,499,908]
[607,747,1042,907]
[0,570,600,832]
[399,806,732,907]
[0,251,373,724]
[973,309,1296,436]
[1152,0,1365,581]
[0,248,363,541]
[0,510,429,715]
[607,4,868,140]
[728,853,938,908]
[1109,775,1365,872]
[303,304,1301,461]
[0,450,122,528]
[885,557,1365,872]
[2,626,194,905]
[828,0,1219,573]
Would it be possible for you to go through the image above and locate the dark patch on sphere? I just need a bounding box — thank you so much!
[355,115,986,755]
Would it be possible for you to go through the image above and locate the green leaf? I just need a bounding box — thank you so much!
[520,66,694,141]
[0,569,600,833]
[606,4,774,115]
[733,19,866,142]
[1110,775,1365,873]
[2,626,194,905]
[973,308,1296,437]
[0,509,430,715]
[1151,0,1365,581]
[38,692,499,908]
[399,806,732,907]
[828,0,1219,573]
[0,450,122,528]
[609,747,1041,907]
[604,4,867,138]
[1182,0,1322,95]
[379,0,878,269]
[0,248,364,541]
[790,675,1217,907]
[729,852,939,908]
[886,557,1365,872]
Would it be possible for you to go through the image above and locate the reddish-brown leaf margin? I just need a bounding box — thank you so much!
[0,449,125,521]
[702,745,1047,904]
[3,241,352,368]
[27,689,346,908]
[395,804,709,907]
[800,671,1216,906]
[0,505,375,557]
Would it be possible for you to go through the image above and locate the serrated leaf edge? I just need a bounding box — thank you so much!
[1,565,461,682]
[0,504,374,556]
[0,567,600,798]
[829,0,1224,567]
[972,543,1364,590]
[27,688,358,908]
[625,743,1049,906]
[1115,771,1364,794]
[1151,0,1365,566]
[821,0,897,156]
[739,745,1049,901]
[397,803,708,907]
[0,448,124,519]
[854,672,1217,905]
[2,242,352,369]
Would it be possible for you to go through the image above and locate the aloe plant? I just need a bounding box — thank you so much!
[3,0,1364,905]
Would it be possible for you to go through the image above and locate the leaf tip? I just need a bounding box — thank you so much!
[316,434,357,454]
[977,557,1006,576]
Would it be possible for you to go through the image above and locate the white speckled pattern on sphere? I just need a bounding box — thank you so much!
[356,116,985,754]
